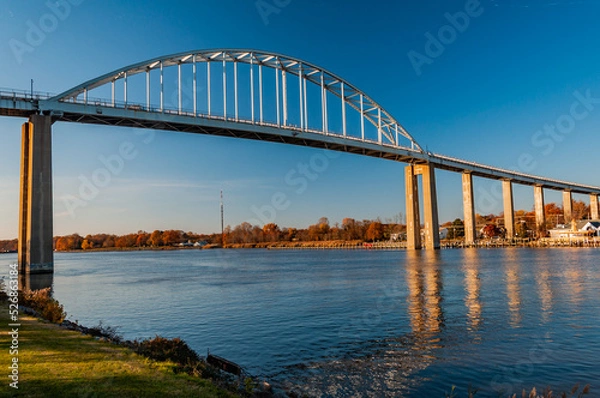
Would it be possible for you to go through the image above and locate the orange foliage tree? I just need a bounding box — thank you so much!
[366,221,384,242]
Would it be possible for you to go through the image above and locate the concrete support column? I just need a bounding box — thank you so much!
[534,185,546,235]
[18,115,54,274]
[416,164,440,250]
[405,165,421,250]
[462,172,476,244]
[562,191,573,223]
[590,194,599,220]
[502,180,515,239]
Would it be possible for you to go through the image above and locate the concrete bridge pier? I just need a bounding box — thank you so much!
[462,172,476,244]
[563,191,573,223]
[405,164,421,250]
[503,180,515,239]
[405,164,440,250]
[534,185,546,235]
[18,115,54,275]
[591,195,599,220]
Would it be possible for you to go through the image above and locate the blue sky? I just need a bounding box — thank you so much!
[1,0,599,239]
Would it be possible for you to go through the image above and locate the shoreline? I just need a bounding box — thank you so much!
[0,299,243,397]
[50,238,600,254]
[0,291,279,397]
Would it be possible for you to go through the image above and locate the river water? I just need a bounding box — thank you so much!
[2,248,599,397]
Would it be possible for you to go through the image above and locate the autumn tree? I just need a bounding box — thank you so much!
[136,232,150,247]
[0,239,18,252]
[308,217,330,241]
[55,237,67,251]
[285,227,297,241]
[228,222,253,243]
[482,224,503,238]
[223,225,231,246]
[115,234,137,248]
[572,200,590,221]
[294,228,309,242]
[542,202,563,228]
[149,230,163,247]
[54,234,83,251]
[102,236,115,248]
[366,221,384,242]
[262,223,280,242]
[342,218,361,240]
[240,222,254,243]
[317,217,330,238]
[330,223,342,240]
[162,230,183,246]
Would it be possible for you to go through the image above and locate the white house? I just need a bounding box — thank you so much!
[549,220,600,239]
[580,221,600,236]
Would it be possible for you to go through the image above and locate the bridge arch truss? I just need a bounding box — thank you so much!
[50,49,424,153]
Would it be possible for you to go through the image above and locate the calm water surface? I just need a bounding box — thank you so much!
[2,248,599,397]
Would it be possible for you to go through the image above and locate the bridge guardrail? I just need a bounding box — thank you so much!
[55,94,418,152]
[0,88,54,101]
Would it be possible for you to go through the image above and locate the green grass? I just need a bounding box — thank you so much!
[0,301,237,398]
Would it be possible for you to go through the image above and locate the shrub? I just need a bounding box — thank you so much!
[86,321,122,343]
[20,288,66,323]
[131,335,200,366]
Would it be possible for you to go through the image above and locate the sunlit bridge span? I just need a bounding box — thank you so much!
[1,49,599,274]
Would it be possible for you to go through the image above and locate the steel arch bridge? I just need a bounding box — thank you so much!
[1,48,600,273]
[50,48,424,157]
[3,48,598,190]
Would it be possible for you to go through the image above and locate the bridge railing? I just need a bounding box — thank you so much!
[430,152,600,192]
[0,88,55,101]
[57,93,419,151]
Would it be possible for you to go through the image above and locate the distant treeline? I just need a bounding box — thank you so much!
[0,201,592,252]
[0,217,401,252]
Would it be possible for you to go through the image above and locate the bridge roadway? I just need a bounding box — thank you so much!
[2,90,599,195]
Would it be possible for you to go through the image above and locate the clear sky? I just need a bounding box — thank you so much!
[1,0,599,239]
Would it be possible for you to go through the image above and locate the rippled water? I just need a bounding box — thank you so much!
[2,248,599,396]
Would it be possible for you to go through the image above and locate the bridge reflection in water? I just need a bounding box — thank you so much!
[406,251,444,338]
[462,249,482,331]
[278,247,600,397]
[282,251,449,396]
[504,254,523,328]
[534,251,554,324]
[283,251,488,397]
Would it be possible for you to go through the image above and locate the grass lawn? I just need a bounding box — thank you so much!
[0,300,237,398]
